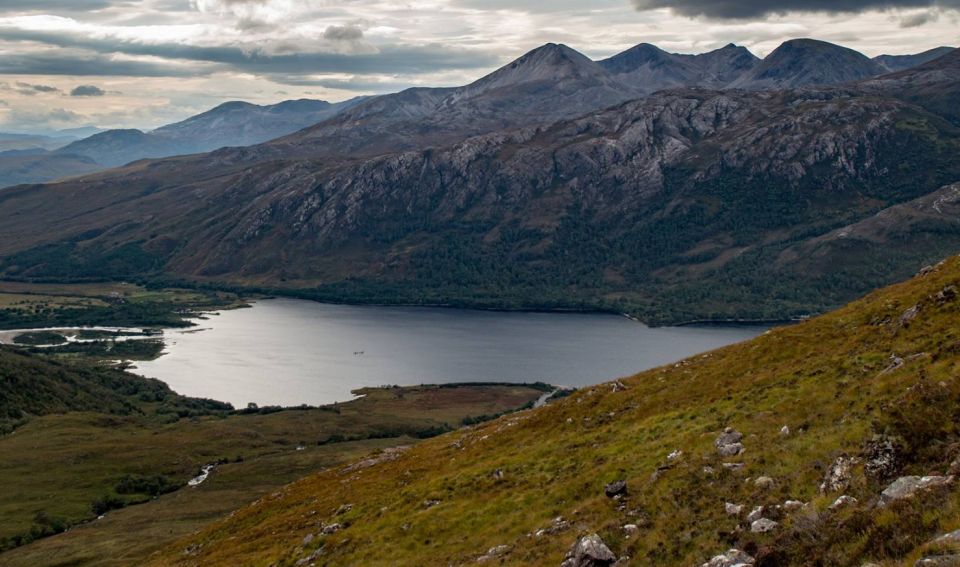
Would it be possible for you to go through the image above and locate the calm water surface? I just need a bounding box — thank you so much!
[134,299,767,407]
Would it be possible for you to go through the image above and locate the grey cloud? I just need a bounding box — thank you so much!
[323,24,364,42]
[70,85,106,96]
[630,0,960,18]
[900,9,940,24]
[0,29,499,82]
[0,0,115,13]
[3,82,61,95]
[0,51,208,77]
[268,74,418,93]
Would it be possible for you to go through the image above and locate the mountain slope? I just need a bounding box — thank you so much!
[729,38,885,89]
[599,43,759,93]
[275,43,640,161]
[0,151,101,189]
[0,97,362,185]
[151,254,960,566]
[0,346,220,431]
[56,129,187,168]
[874,46,955,72]
[151,97,368,152]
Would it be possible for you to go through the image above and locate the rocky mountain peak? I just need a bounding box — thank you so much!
[465,43,610,94]
[599,43,674,74]
[728,38,884,89]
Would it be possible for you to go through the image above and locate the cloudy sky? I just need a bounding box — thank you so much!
[0,0,956,135]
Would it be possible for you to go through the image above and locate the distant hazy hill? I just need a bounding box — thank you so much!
[0,132,76,152]
[874,45,955,72]
[0,97,365,185]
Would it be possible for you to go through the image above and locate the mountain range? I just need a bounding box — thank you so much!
[0,97,366,187]
[0,39,956,324]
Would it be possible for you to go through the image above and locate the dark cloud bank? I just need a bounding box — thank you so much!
[631,0,960,18]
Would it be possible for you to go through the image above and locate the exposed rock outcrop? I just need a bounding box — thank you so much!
[716,428,744,457]
[879,476,955,506]
[561,534,617,567]
[702,548,756,567]
[820,455,859,494]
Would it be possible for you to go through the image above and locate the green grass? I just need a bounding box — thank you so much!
[0,383,545,563]
[0,281,247,330]
[141,254,960,566]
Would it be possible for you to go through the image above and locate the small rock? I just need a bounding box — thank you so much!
[611,381,628,392]
[783,500,805,512]
[746,506,764,523]
[622,524,640,536]
[882,353,905,374]
[864,435,900,482]
[829,495,858,510]
[701,548,755,567]
[725,502,743,516]
[780,425,790,436]
[935,529,960,545]
[754,476,775,490]
[918,265,935,276]
[718,443,744,457]
[915,557,960,567]
[750,518,778,533]
[820,455,859,494]
[604,480,627,498]
[335,504,353,515]
[899,304,921,327]
[302,533,314,545]
[667,449,683,461]
[478,544,512,562]
[561,533,616,567]
[423,499,441,508]
[880,475,955,506]
[321,523,342,535]
[716,428,744,457]
[535,516,570,537]
[937,286,958,304]
[722,463,745,472]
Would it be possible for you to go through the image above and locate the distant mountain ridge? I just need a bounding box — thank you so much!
[0,97,367,186]
[55,97,368,168]
[1,39,952,189]
[599,42,760,93]
[874,46,956,72]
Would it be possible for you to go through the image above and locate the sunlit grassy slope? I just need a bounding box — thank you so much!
[154,255,960,566]
[0,384,543,565]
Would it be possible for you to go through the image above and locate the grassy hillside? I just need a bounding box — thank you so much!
[0,281,245,330]
[0,383,545,564]
[0,346,230,433]
[152,255,960,566]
